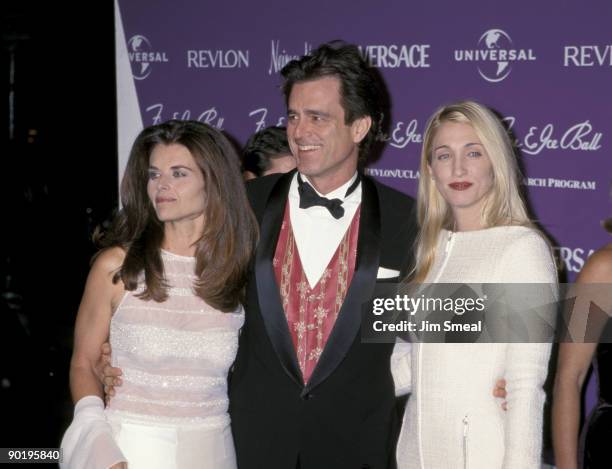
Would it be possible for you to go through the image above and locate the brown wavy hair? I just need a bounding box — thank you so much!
[97,120,258,312]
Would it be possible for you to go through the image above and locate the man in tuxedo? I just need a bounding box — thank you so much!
[228,41,417,469]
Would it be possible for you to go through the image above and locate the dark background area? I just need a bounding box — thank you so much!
[2,0,117,454]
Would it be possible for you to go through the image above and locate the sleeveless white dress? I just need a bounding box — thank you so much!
[105,249,243,469]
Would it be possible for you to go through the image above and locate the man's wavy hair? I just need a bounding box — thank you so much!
[280,41,384,163]
[96,120,258,312]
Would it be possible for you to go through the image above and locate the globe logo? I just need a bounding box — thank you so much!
[454,29,537,83]
[127,35,153,80]
[477,29,513,83]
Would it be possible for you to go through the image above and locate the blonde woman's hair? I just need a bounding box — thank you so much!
[412,100,532,282]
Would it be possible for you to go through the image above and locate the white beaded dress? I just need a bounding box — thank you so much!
[105,249,243,469]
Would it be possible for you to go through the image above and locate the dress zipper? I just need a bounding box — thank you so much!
[462,414,469,469]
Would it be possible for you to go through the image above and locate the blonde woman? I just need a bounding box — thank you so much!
[394,101,558,468]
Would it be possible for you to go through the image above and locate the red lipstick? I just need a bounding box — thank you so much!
[449,182,473,190]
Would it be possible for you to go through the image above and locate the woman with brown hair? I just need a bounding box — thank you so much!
[60,120,258,469]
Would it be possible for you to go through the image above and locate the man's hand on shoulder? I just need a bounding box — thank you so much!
[493,378,508,411]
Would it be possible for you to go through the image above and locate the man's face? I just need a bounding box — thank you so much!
[286,76,370,194]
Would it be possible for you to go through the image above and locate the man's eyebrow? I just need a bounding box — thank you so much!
[304,109,331,118]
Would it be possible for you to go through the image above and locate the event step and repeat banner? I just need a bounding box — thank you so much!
[114,0,610,456]
[114,0,610,408]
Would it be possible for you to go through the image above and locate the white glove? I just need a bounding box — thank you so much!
[60,395,126,469]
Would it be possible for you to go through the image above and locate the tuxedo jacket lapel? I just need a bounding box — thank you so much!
[255,171,303,386]
[303,176,381,396]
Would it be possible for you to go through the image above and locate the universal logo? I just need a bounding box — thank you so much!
[454,29,535,83]
[127,35,169,80]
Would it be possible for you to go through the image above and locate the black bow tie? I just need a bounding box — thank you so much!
[297,174,361,219]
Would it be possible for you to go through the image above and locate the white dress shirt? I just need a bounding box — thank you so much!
[288,172,361,288]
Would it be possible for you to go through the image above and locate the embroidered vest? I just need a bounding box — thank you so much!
[273,204,360,383]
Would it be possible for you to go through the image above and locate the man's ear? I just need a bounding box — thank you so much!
[351,115,372,144]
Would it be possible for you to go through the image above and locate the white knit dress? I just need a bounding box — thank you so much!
[394,226,557,469]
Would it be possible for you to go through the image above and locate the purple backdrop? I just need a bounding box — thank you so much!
[115,0,611,435]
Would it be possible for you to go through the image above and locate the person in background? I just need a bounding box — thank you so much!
[60,120,258,469]
[393,100,558,468]
[242,125,296,180]
[553,213,612,469]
